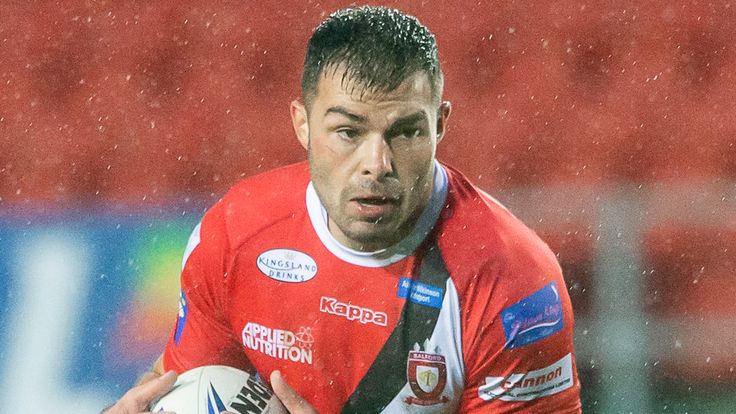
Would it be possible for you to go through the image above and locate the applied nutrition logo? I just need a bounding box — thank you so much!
[241,322,314,365]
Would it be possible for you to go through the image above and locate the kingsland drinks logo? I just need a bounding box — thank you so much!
[256,249,318,283]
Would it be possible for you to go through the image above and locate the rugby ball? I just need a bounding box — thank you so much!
[151,365,286,414]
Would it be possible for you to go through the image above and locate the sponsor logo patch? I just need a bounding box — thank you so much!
[397,277,444,309]
[501,282,563,348]
[405,341,450,406]
[256,249,317,283]
[241,322,314,365]
[478,353,574,402]
[319,296,388,326]
[174,289,188,345]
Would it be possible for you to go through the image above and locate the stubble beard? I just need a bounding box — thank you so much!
[307,146,434,252]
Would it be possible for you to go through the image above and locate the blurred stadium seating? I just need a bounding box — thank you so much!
[1,1,735,412]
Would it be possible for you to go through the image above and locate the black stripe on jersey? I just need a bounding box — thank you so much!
[340,241,450,414]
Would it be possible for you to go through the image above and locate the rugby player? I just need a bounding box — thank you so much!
[104,6,582,413]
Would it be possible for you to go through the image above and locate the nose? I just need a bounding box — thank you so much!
[360,134,393,180]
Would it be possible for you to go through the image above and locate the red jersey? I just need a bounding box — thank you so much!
[163,161,582,413]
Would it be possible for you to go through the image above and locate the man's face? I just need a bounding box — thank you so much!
[291,70,451,251]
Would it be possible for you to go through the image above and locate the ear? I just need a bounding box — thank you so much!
[290,99,310,150]
[436,101,452,144]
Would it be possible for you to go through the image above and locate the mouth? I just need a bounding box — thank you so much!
[350,195,400,218]
[352,195,399,206]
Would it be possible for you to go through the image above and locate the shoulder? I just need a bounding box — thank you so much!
[220,161,310,216]
[437,163,562,300]
[436,166,580,410]
[199,161,311,252]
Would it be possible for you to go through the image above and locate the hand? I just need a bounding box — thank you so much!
[219,370,317,414]
[270,370,318,414]
[102,370,177,414]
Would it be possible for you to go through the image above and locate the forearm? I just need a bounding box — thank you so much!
[101,355,176,414]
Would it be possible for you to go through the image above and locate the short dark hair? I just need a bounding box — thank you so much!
[301,6,443,107]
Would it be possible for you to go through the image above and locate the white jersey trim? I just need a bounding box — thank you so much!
[181,222,202,270]
[305,160,448,268]
[381,278,465,413]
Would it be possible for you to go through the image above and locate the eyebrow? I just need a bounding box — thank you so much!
[325,106,368,123]
[324,106,428,128]
[390,111,428,128]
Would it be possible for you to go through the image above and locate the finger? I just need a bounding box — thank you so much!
[103,405,175,414]
[270,370,315,413]
[136,371,161,386]
[127,370,178,410]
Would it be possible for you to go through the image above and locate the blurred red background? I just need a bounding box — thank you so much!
[3,1,733,205]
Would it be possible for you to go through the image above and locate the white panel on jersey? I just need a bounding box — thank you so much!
[306,160,448,268]
[380,279,465,413]
[181,222,202,270]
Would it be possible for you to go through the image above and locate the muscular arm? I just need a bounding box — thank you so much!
[458,256,582,412]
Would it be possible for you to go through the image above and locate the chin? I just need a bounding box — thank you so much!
[344,225,398,250]
[347,229,387,245]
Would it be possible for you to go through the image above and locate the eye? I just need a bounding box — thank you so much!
[401,128,423,139]
[337,128,359,141]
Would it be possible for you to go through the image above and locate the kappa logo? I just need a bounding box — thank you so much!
[319,296,388,326]
[405,340,449,406]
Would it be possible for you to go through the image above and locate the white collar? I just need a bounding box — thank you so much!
[305,160,448,268]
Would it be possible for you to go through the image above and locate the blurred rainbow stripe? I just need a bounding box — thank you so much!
[105,221,196,373]
[0,213,199,411]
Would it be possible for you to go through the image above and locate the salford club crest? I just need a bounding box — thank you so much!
[405,341,449,406]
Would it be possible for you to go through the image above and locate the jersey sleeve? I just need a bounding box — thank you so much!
[457,237,582,413]
[162,201,251,373]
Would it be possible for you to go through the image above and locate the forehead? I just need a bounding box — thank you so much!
[312,69,435,115]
